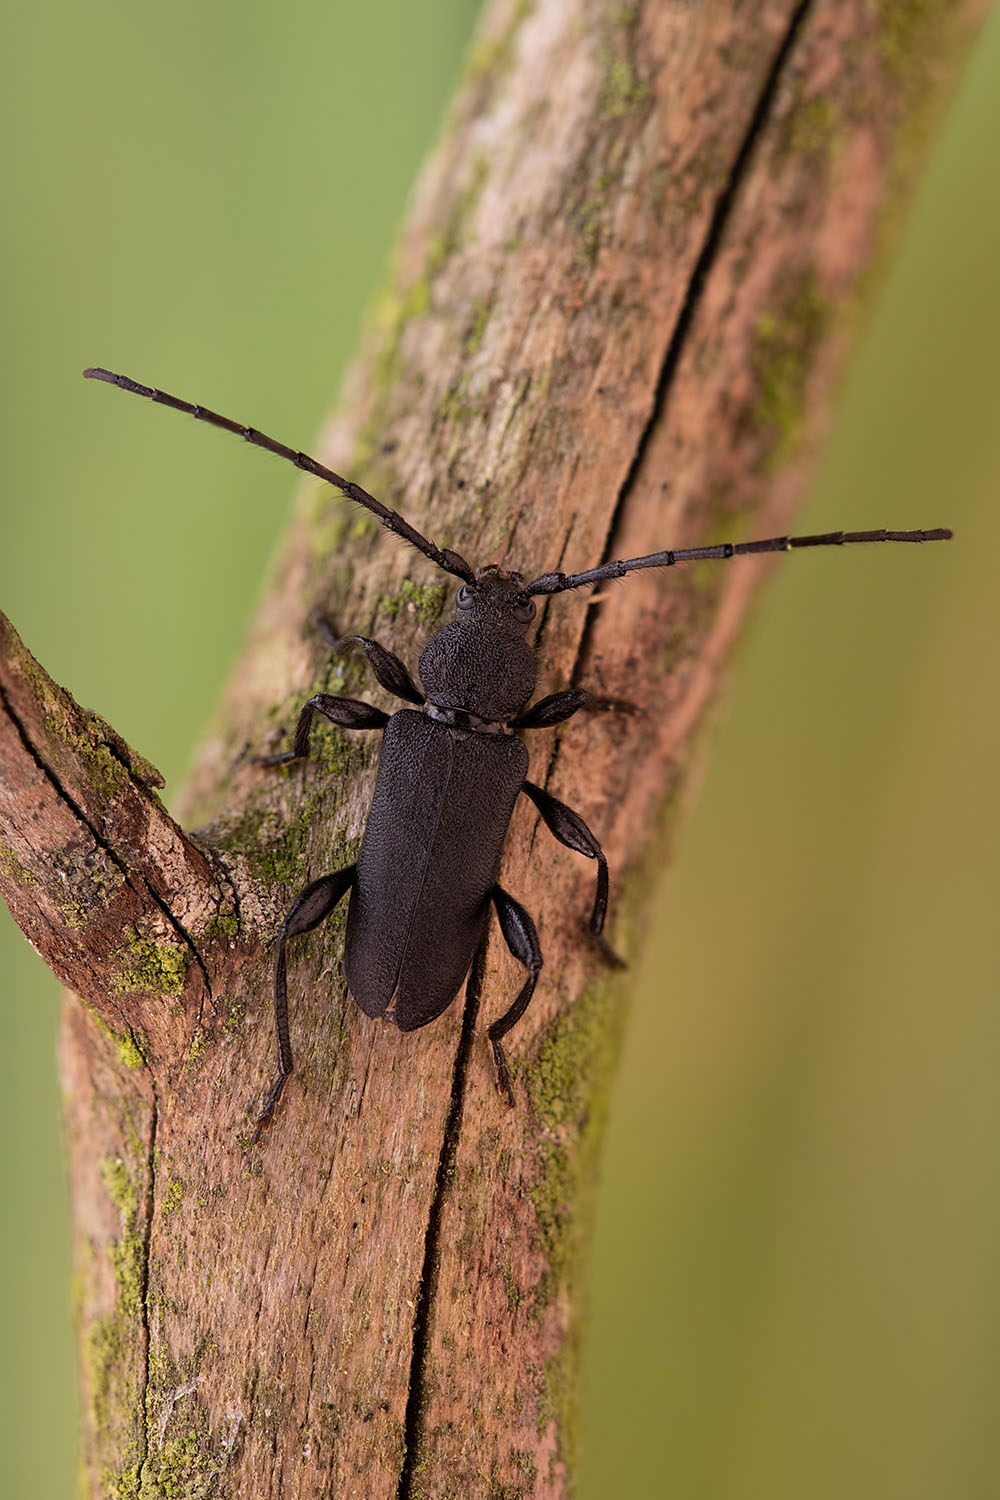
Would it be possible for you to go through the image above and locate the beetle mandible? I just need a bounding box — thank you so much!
[84,366,953,1131]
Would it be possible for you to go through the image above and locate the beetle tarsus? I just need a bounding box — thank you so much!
[251,1075,287,1145]
[252,749,303,768]
[593,930,626,970]
[491,1039,516,1109]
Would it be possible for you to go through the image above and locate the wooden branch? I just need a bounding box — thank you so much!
[0,0,986,1494]
[0,610,227,1057]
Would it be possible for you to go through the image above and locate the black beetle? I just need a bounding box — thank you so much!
[83,366,952,1128]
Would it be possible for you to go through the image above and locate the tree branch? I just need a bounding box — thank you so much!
[0,0,987,1494]
[0,610,225,1055]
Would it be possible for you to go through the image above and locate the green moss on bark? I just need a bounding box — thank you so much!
[524,974,624,1478]
[112,929,189,998]
[751,266,830,471]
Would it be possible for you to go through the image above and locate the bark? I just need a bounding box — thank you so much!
[0,0,988,1495]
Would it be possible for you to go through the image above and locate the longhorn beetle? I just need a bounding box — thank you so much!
[84,367,952,1131]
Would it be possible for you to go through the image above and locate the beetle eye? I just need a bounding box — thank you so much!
[457,585,474,606]
[513,598,537,623]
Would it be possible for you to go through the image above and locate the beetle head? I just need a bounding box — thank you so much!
[417,566,537,722]
[454,565,537,634]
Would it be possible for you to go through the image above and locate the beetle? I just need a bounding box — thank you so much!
[83,366,952,1130]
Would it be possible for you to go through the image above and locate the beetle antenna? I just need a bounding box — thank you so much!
[523,526,954,597]
[83,367,476,584]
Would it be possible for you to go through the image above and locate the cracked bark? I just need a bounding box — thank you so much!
[0,1,988,1495]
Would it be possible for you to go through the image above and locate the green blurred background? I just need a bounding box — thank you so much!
[1,4,997,1496]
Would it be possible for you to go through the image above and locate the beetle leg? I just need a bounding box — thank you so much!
[313,615,424,706]
[487,885,543,1107]
[254,694,389,766]
[509,688,591,729]
[521,780,626,969]
[510,689,640,729]
[254,864,356,1141]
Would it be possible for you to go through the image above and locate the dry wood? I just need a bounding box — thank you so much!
[0,0,988,1494]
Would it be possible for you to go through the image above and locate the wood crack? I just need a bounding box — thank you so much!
[396,938,486,1498]
[141,872,214,1002]
[136,1084,159,1490]
[0,663,214,1003]
[574,0,816,681]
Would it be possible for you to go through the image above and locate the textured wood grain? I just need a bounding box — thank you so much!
[0,0,988,1494]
